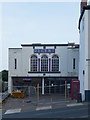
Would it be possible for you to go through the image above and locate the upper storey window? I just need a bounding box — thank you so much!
[73,58,75,69]
[52,55,59,72]
[31,55,37,72]
[41,55,48,72]
[82,17,84,31]
[14,58,17,69]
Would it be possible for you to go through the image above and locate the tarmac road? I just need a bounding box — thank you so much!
[2,103,89,119]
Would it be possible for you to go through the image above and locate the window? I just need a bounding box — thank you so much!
[31,55,37,72]
[82,17,84,31]
[52,55,59,72]
[41,55,48,72]
[54,46,56,49]
[14,58,17,69]
[43,46,46,49]
[73,58,75,69]
[33,46,35,49]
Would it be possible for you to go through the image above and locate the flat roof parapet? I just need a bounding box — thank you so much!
[21,43,79,47]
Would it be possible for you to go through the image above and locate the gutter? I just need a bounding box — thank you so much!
[78,5,90,30]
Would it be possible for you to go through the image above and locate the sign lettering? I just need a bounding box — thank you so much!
[34,49,55,53]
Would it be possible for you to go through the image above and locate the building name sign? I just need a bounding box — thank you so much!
[23,78,32,81]
[34,49,55,53]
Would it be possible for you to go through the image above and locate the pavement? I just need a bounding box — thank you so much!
[2,94,77,113]
[1,94,89,119]
[2,102,89,118]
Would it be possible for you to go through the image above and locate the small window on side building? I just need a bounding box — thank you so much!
[15,58,17,69]
[33,46,35,49]
[43,46,46,49]
[54,46,56,49]
[73,58,75,69]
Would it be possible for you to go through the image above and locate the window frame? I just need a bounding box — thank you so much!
[41,55,48,72]
[52,54,59,72]
[30,55,37,72]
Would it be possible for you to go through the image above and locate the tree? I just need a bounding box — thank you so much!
[2,70,8,82]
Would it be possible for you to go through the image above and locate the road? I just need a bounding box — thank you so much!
[2,103,89,118]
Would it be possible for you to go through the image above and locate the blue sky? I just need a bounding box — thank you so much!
[1,2,80,71]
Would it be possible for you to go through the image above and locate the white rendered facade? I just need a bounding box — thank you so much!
[8,43,79,94]
[79,3,90,101]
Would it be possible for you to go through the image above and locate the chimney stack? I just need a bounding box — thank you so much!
[81,0,87,13]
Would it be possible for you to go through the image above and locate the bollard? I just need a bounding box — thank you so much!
[9,97,11,108]
[65,81,67,104]
[37,83,39,106]
[22,98,24,107]
[51,95,52,106]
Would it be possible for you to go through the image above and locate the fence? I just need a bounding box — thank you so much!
[2,83,72,111]
[11,83,71,96]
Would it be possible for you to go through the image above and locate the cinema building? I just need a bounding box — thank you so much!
[8,43,79,95]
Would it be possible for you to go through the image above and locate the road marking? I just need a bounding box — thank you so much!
[34,107,88,116]
[51,101,69,104]
[67,103,83,107]
[36,106,52,111]
[33,101,70,105]
[79,115,88,118]
[4,108,21,114]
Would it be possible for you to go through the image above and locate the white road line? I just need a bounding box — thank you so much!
[33,107,88,116]
[33,101,70,104]
[79,115,88,118]
[67,103,83,107]
[4,108,21,114]
[36,106,52,111]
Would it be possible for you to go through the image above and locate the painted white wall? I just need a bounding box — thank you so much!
[79,9,90,101]
[8,44,79,93]
[84,10,88,91]
[9,45,79,77]
[88,10,90,90]
[79,12,86,101]
[67,48,79,76]
[8,48,22,76]
[8,48,22,93]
